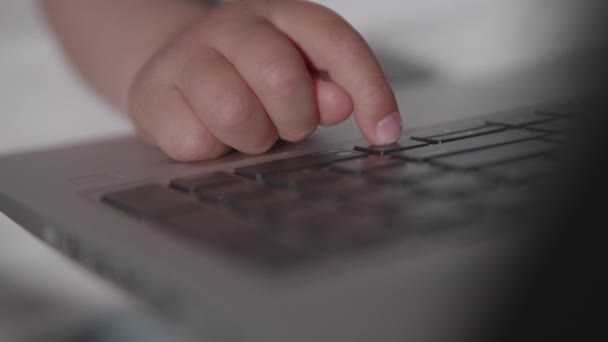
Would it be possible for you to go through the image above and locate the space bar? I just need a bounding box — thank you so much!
[235,149,365,180]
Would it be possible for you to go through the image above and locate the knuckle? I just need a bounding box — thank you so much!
[212,95,254,131]
[160,127,217,162]
[127,58,173,119]
[280,123,317,142]
[177,52,208,92]
[246,136,277,155]
[127,65,156,115]
[259,60,302,96]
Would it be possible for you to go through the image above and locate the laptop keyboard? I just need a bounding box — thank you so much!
[101,104,580,268]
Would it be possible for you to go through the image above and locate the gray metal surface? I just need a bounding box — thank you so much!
[0,68,574,341]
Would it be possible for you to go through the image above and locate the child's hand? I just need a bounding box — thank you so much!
[128,0,401,161]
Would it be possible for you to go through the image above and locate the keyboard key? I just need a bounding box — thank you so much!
[265,168,341,189]
[469,184,539,216]
[196,181,268,202]
[301,175,384,198]
[525,119,570,133]
[412,124,506,144]
[348,188,417,214]
[272,204,392,250]
[330,155,403,174]
[540,134,566,144]
[162,208,300,264]
[409,119,485,138]
[391,199,476,233]
[231,190,301,214]
[393,130,546,162]
[102,184,200,218]
[529,172,569,193]
[235,150,365,180]
[486,110,553,127]
[432,140,558,169]
[272,200,351,233]
[304,213,391,251]
[170,172,240,194]
[354,138,428,155]
[483,157,557,182]
[162,206,250,237]
[367,161,440,184]
[535,100,589,117]
[413,172,492,197]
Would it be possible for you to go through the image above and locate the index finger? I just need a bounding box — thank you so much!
[260,0,402,145]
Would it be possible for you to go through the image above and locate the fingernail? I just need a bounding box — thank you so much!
[375,112,402,145]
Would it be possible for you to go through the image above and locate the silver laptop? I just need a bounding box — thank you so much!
[0,7,604,342]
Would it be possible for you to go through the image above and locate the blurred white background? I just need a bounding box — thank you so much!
[0,0,581,340]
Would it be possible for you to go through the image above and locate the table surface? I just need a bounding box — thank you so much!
[0,0,572,340]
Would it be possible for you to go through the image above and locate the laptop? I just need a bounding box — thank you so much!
[1,8,606,342]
